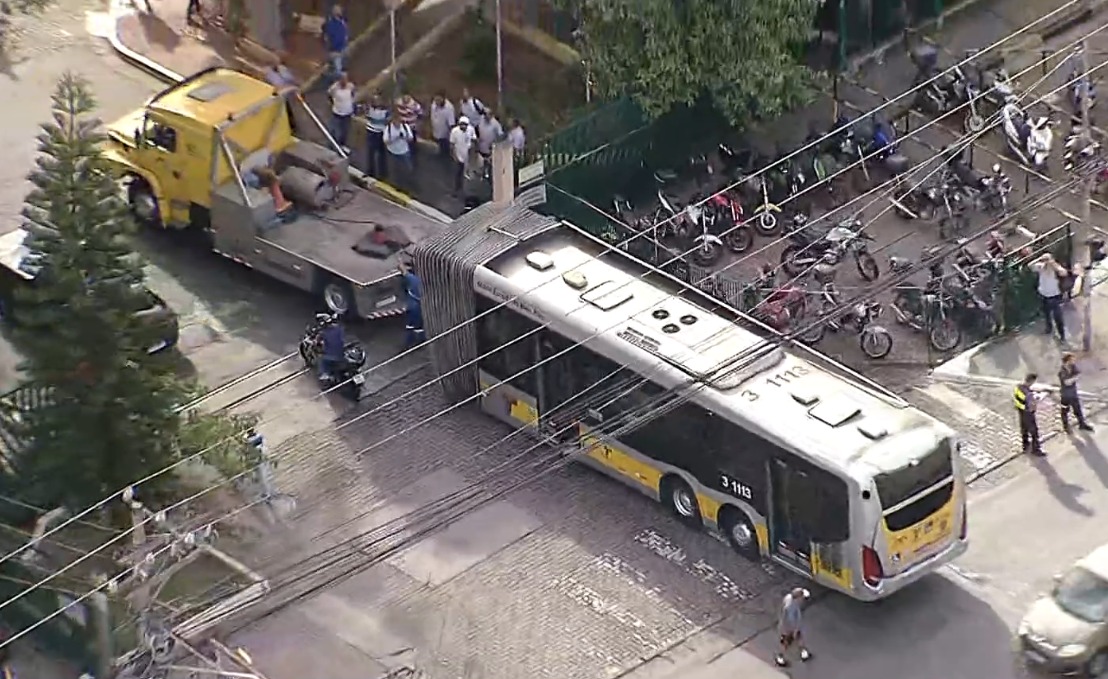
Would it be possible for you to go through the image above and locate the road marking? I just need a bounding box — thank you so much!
[634,529,754,601]
[917,383,988,420]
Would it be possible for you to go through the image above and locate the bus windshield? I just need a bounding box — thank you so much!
[873,438,955,530]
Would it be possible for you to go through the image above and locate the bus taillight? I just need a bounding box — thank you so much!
[862,546,884,586]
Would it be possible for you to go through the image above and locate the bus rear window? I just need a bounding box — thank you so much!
[874,440,954,510]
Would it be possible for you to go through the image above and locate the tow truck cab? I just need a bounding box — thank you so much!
[100,67,435,319]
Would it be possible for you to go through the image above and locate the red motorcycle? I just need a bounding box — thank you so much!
[708,191,754,253]
[748,272,826,344]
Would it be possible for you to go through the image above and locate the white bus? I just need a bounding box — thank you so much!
[419,216,967,600]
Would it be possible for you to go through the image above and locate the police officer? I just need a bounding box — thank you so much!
[1059,352,1094,433]
[1014,373,1045,456]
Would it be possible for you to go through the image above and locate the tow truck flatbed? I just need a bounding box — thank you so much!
[261,187,442,287]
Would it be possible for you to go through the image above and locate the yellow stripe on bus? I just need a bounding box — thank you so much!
[581,434,662,493]
[509,399,538,424]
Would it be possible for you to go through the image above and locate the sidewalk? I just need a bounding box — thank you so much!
[109,0,465,218]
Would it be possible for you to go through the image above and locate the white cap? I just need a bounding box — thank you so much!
[458,116,470,125]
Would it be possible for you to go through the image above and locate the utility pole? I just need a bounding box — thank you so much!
[1080,39,1095,352]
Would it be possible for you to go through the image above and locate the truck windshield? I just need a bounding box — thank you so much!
[874,438,955,530]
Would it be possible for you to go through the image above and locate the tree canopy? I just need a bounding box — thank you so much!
[12,74,187,512]
[569,0,819,124]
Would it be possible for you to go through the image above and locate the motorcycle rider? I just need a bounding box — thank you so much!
[319,316,346,380]
[871,119,896,159]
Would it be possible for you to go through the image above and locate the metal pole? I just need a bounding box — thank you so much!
[1081,39,1095,352]
[495,0,504,111]
[390,9,397,85]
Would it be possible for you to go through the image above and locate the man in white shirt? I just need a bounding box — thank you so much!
[1031,252,1068,341]
[327,73,356,150]
[449,116,477,194]
[459,88,486,123]
[476,110,503,158]
[507,118,526,153]
[383,116,415,189]
[429,93,456,159]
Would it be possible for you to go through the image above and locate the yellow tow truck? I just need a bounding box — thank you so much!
[101,67,445,318]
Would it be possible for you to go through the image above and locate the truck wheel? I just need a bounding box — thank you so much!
[127,179,161,228]
[322,280,356,317]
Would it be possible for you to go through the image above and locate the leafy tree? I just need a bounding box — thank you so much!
[566,0,818,124]
[12,73,188,515]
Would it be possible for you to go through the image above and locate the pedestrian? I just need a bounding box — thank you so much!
[507,118,526,154]
[1030,252,1068,341]
[383,113,415,189]
[400,261,425,347]
[449,116,476,194]
[327,73,356,149]
[1059,352,1094,433]
[322,5,349,77]
[477,109,504,159]
[1014,372,1045,456]
[775,587,812,668]
[430,93,456,158]
[459,87,487,123]
[364,93,390,180]
[394,92,424,166]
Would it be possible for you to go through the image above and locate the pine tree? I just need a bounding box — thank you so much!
[12,73,186,513]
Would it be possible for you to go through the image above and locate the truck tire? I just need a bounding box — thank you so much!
[321,279,357,317]
[127,179,161,228]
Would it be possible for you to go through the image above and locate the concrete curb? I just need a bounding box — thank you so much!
[107,2,452,225]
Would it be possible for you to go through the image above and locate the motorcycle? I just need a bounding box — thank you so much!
[1001,99,1053,171]
[299,312,368,401]
[685,198,725,266]
[1069,56,1097,117]
[707,191,754,253]
[936,181,972,240]
[949,160,1011,215]
[947,278,1000,339]
[737,173,783,236]
[780,215,880,281]
[891,177,945,221]
[887,257,962,352]
[751,280,825,345]
[811,263,894,359]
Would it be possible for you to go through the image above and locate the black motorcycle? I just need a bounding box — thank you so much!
[780,215,879,281]
[887,258,962,352]
[299,312,368,401]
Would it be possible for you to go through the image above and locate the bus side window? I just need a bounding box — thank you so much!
[614,395,707,471]
[704,415,768,514]
[474,295,538,394]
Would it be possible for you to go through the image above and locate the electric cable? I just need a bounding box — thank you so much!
[4,170,1085,648]
[2,13,1091,594]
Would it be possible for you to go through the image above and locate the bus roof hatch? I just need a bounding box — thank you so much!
[809,398,862,427]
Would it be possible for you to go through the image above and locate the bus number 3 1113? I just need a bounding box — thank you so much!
[720,474,753,500]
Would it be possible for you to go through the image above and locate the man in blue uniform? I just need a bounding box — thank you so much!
[319,317,346,379]
[401,262,425,347]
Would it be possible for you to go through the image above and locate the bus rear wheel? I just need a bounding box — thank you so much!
[662,476,701,527]
[720,506,760,562]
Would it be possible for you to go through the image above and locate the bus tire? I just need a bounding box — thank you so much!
[719,506,760,562]
[661,475,701,526]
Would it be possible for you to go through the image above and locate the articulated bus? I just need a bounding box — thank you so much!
[416,210,967,600]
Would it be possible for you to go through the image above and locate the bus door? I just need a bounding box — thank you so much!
[769,459,814,574]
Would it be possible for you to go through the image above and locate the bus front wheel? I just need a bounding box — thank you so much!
[662,476,701,527]
[720,506,760,562]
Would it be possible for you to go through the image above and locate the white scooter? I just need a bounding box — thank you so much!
[1001,99,1053,172]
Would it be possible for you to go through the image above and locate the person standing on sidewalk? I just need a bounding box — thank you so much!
[383,114,415,190]
[1030,253,1069,342]
[459,87,487,123]
[1059,352,1094,433]
[322,5,349,77]
[775,587,812,668]
[1015,373,1046,456]
[449,116,476,194]
[327,73,356,149]
[430,93,456,159]
[395,93,424,167]
[364,93,390,180]
[476,109,504,160]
